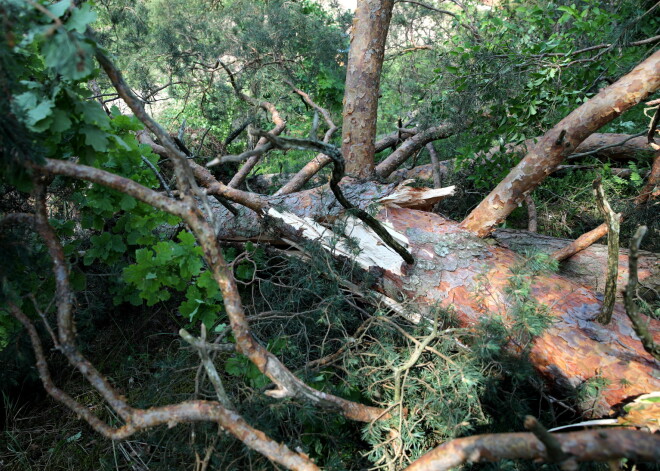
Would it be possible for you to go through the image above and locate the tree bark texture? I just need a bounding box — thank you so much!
[493,228,659,299]
[341,0,395,178]
[461,50,660,237]
[209,182,660,416]
[566,133,657,161]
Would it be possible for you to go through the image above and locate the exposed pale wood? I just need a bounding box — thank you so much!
[267,208,409,276]
[376,182,455,209]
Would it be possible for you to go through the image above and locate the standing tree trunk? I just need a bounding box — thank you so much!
[341,0,395,178]
[461,50,660,237]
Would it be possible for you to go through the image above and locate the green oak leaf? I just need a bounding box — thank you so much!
[80,125,109,151]
[47,0,72,18]
[65,3,97,33]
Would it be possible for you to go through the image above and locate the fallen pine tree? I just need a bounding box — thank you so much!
[3,1,660,470]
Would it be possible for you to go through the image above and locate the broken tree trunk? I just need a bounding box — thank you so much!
[209,181,659,417]
[461,50,660,237]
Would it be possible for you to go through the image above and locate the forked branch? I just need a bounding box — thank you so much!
[214,60,287,188]
[275,81,339,196]
[7,197,319,470]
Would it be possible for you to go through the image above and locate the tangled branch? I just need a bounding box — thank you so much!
[253,131,415,264]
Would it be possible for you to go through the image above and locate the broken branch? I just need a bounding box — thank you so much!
[403,429,660,471]
[254,131,414,264]
[592,178,620,324]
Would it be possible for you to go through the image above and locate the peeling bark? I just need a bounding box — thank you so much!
[376,208,659,415]
[461,50,660,237]
[341,0,395,178]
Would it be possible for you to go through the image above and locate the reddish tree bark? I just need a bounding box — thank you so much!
[492,228,659,300]
[461,50,660,237]
[342,0,395,178]
[187,179,660,416]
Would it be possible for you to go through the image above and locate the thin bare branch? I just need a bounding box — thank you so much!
[180,327,235,409]
[215,61,287,189]
[36,158,386,423]
[396,0,481,39]
[135,131,267,212]
[95,51,195,197]
[524,416,573,469]
[375,124,456,178]
[551,223,608,262]
[141,155,172,197]
[208,141,274,166]
[9,300,319,470]
[567,131,646,160]
[274,81,339,196]
[33,180,133,420]
[376,128,418,153]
